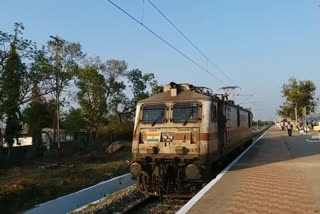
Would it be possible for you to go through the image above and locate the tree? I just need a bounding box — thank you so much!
[0,23,52,159]
[127,69,156,103]
[109,91,132,123]
[0,23,53,120]
[32,38,84,111]
[2,44,25,115]
[278,78,316,120]
[103,59,127,106]
[151,84,162,95]
[5,116,20,159]
[76,59,130,142]
[126,69,160,116]
[76,64,107,143]
[0,23,35,72]
[2,43,25,158]
[36,39,84,97]
[33,39,84,149]
[22,88,55,156]
[63,108,87,133]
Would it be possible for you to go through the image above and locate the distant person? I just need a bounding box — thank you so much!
[299,121,303,130]
[304,122,308,134]
[311,120,315,129]
[287,122,293,136]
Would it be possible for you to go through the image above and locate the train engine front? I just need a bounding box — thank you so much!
[130,83,213,197]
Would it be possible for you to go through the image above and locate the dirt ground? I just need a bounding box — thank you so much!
[0,146,131,214]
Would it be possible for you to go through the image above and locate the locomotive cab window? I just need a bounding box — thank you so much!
[211,102,217,122]
[142,105,166,123]
[173,103,198,123]
[225,107,231,121]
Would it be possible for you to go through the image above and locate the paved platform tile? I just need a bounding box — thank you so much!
[186,128,319,214]
[225,164,315,214]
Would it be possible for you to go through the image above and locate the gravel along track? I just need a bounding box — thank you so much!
[129,198,189,214]
[94,190,146,214]
[71,186,188,214]
[70,186,146,214]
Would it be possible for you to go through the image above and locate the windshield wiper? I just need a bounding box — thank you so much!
[152,109,164,126]
[183,110,194,126]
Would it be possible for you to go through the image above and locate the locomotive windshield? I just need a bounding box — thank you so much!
[173,103,198,123]
[142,105,166,123]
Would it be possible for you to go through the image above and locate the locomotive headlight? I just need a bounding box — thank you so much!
[191,133,198,144]
[139,133,146,144]
[130,163,142,177]
[185,164,201,180]
[168,134,174,141]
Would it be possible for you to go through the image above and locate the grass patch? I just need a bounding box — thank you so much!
[0,149,131,214]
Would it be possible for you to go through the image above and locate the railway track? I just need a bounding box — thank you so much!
[120,197,159,214]
[121,197,188,214]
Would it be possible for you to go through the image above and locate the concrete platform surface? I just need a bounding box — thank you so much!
[187,127,320,214]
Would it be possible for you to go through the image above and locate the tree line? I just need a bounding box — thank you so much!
[0,23,161,158]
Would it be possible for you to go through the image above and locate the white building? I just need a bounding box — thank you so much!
[2,137,32,148]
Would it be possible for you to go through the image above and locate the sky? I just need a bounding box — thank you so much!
[1,0,319,121]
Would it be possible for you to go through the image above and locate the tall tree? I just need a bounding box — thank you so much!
[2,44,24,115]
[22,88,55,156]
[2,43,25,158]
[278,78,316,120]
[95,59,129,122]
[38,39,84,97]
[103,59,127,107]
[76,59,129,141]
[0,23,35,72]
[0,23,42,119]
[76,64,107,143]
[33,39,84,144]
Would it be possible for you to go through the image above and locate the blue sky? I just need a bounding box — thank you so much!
[1,0,319,120]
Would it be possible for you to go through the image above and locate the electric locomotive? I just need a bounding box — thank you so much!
[130,82,253,197]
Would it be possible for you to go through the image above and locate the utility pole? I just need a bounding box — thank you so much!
[295,105,298,129]
[50,35,63,167]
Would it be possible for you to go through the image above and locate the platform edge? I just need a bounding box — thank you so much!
[176,127,272,214]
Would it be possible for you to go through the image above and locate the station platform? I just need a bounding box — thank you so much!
[186,126,320,214]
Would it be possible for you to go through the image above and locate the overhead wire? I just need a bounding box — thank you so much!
[146,0,236,85]
[106,0,228,87]
[146,0,260,110]
[106,0,261,118]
